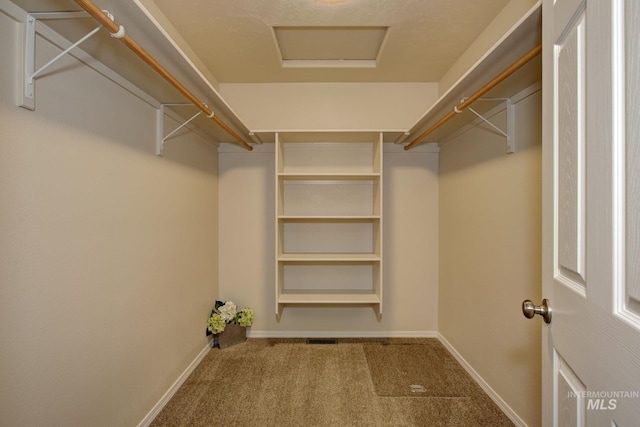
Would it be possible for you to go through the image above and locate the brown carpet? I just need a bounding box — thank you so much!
[150,338,514,427]
[364,341,471,397]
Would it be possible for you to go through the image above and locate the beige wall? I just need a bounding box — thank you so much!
[0,10,218,426]
[219,82,439,131]
[218,143,439,335]
[438,89,542,426]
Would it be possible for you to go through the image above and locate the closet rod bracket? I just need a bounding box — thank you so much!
[21,10,115,111]
[457,97,515,154]
[157,103,207,156]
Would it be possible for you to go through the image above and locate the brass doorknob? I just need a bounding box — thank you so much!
[522,299,552,324]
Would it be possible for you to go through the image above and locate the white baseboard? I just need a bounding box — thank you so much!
[437,333,528,427]
[247,330,438,338]
[137,343,211,427]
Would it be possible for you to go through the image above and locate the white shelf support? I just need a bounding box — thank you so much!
[157,103,208,156]
[457,97,516,154]
[394,132,411,145]
[249,132,264,145]
[21,10,116,110]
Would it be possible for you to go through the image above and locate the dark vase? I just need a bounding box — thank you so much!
[213,323,247,349]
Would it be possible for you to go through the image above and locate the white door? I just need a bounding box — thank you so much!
[541,0,640,425]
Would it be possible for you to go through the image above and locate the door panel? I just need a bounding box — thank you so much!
[543,0,640,425]
[624,0,640,322]
[556,11,586,290]
[557,354,587,427]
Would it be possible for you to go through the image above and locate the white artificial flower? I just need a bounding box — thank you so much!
[218,301,238,322]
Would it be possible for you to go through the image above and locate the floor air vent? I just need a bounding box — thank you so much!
[306,338,338,345]
[410,384,427,393]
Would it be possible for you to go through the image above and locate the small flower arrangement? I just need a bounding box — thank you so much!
[206,300,254,335]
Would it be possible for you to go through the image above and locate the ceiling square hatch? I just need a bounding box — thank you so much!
[273,26,388,68]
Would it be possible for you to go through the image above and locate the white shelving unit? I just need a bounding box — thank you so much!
[275,132,383,317]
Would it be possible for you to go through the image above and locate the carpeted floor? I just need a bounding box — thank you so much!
[150,338,514,426]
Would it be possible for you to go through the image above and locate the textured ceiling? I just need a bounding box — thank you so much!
[144,0,511,83]
[274,26,387,61]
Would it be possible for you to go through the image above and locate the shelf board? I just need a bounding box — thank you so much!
[278,253,380,262]
[278,173,380,180]
[278,215,380,220]
[277,131,382,143]
[277,292,381,305]
[407,1,542,145]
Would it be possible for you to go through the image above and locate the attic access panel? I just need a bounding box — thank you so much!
[273,26,388,68]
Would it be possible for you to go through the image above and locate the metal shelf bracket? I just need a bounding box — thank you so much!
[21,10,116,110]
[157,103,210,156]
[456,97,515,154]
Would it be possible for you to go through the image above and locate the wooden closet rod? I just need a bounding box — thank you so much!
[73,0,253,151]
[404,42,542,151]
